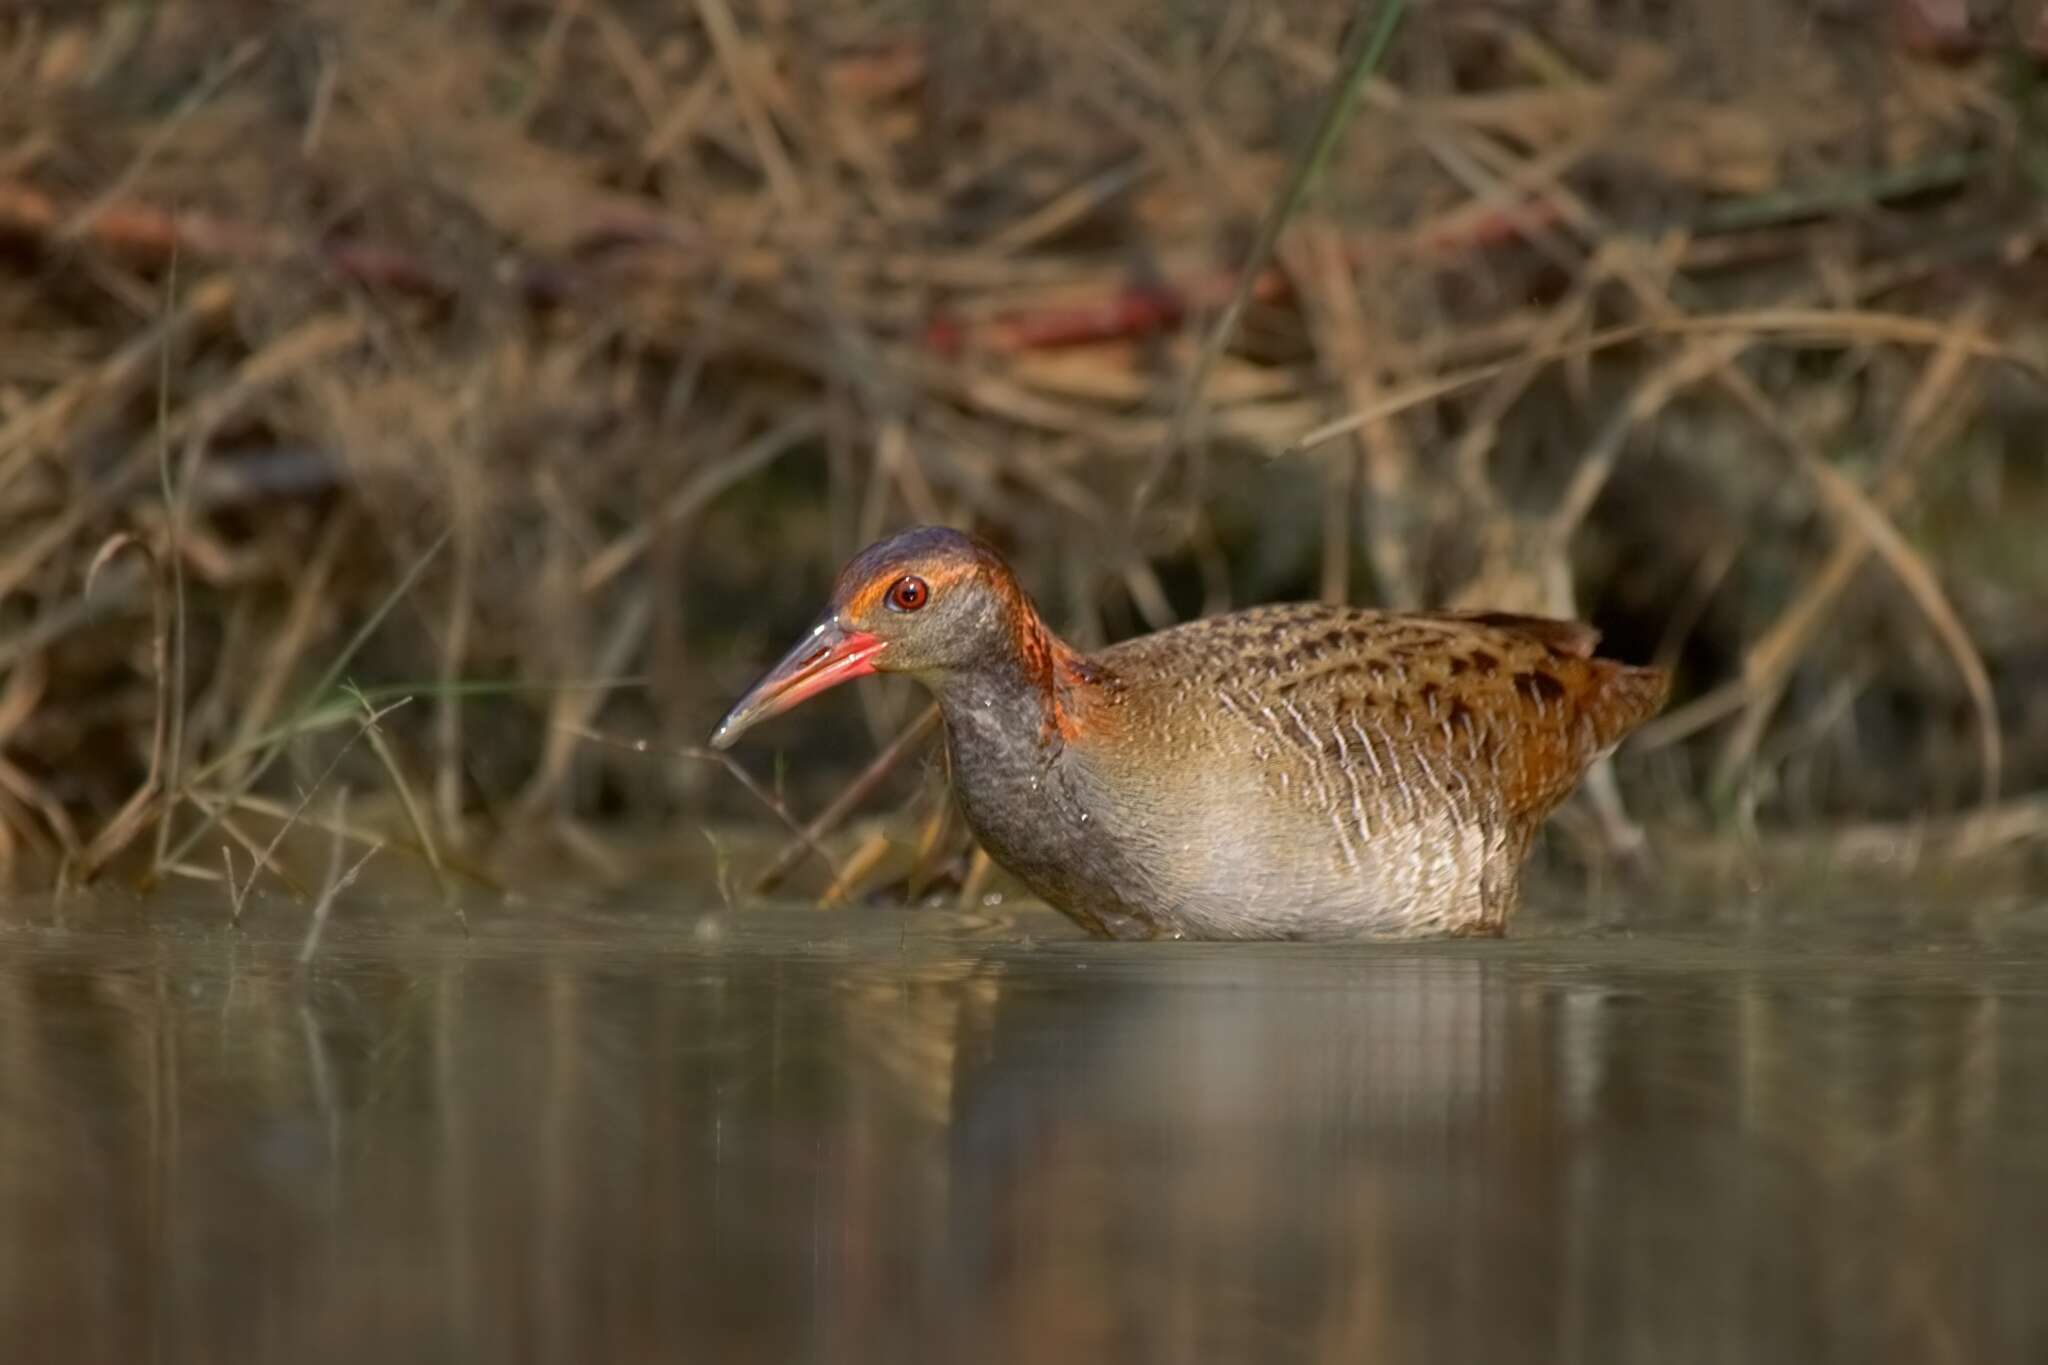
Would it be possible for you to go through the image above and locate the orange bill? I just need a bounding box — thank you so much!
[710,617,887,749]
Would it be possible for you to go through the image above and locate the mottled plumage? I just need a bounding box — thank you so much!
[714,528,1669,941]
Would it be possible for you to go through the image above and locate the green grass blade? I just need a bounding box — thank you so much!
[155,527,452,876]
[1132,0,1409,525]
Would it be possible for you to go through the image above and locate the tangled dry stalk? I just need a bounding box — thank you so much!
[1,0,2045,904]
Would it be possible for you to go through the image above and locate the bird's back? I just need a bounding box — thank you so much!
[1064,603,1667,938]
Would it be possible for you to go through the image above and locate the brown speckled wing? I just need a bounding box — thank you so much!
[1097,603,1667,828]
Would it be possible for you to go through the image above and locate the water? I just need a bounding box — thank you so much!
[3,888,2046,1363]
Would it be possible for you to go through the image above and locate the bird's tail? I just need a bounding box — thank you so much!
[1585,660,1671,754]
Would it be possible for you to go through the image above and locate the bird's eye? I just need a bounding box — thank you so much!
[886,575,929,612]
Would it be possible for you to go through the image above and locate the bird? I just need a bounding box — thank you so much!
[712,526,1669,941]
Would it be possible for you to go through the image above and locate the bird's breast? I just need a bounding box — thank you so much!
[938,693,1170,933]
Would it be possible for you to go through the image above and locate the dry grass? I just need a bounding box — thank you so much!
[0,0,2046,903]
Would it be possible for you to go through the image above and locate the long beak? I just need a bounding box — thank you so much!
[710,616,887,749]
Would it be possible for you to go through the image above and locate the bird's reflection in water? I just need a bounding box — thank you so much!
[924,951,1522,1362]
[0,899,2043,1364]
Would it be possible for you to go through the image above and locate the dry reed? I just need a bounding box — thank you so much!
[0,0,2042,903]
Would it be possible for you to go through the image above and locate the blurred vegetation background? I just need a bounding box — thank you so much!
[0,0,2044,901]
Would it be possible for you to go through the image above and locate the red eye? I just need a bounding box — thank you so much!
[886,575,929,612]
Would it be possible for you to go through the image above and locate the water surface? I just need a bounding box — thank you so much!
[2,888,2044,1363]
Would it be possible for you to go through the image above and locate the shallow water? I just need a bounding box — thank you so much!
[3,889,2046,1363]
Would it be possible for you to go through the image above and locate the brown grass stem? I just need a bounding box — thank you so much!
[752,703,942,896]
[153,529,451,880]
